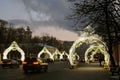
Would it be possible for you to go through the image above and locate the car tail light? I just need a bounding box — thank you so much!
[22,61,27,64]
[0,62,3,64]
[33,61,39,65]
[7,62,12,64]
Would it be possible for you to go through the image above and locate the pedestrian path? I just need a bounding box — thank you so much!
[75,62,119,80]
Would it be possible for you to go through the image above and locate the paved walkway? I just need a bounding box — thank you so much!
[76,62,119,80]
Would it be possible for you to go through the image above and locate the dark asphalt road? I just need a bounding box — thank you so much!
[0,61,113,80]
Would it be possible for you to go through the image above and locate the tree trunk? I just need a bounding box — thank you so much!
[105,0,116,67]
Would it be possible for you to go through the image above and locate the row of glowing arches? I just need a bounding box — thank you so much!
[2,25,110,68]
[2,41,72,61]
[37,47,70,60]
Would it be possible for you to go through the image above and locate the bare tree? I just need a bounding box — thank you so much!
[68,0,120,66]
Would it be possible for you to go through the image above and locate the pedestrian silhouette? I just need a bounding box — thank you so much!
[98,53,104,66]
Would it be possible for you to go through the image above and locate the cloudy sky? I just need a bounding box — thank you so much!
[0,0,79,41]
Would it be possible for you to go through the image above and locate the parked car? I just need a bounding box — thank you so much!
[41,58,54,63]
[61,58,69,61]
[1,59,19,68]
[12,58,22,65]
[46,58,54,63]
[22,57,48,73]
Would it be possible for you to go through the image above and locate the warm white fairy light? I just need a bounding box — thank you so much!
[3,41,25,61]
[69,25,110,68]
[37,47,53,60]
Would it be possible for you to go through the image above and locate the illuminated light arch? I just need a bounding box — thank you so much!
[60,51,69,60]
[73,53,80,60]
[69,25,110,67]
[69,52,80,65]
[89,52,96,62]
[3,41,25,61]
[85,45,110,66]
[52,49,61,60]
[37,47,53,59]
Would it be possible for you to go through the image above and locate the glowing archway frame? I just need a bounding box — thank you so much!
[72,53,80,60]
[61,51,69,60]
[85,45,110,66]
[3,41,25,61]
[37,47,53,59]
[52,49,61,60]
[69,25,110,67]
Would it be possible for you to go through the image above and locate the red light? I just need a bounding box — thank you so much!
[7,62,11,64]
[0,62,3,64]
